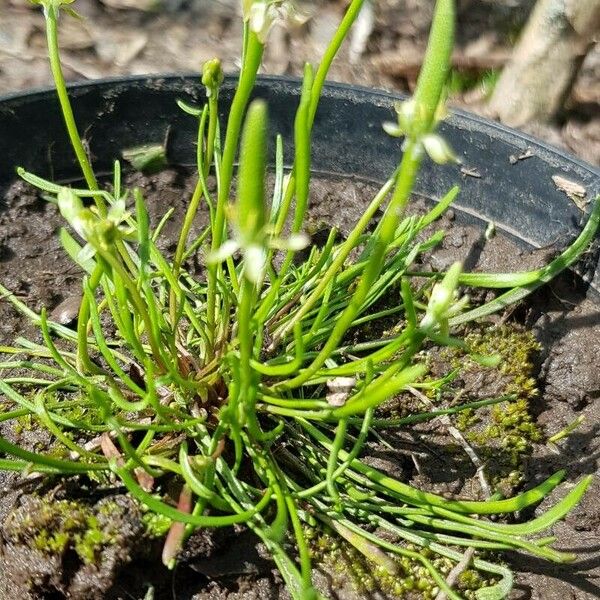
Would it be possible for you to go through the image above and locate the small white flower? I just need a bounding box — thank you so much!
[384,99,457,166]
[244,0,307,44]
[421,133,458,165]
[57,187,133,261]
[208,228,310,284]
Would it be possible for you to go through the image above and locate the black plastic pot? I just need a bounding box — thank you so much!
[1,75,599,291]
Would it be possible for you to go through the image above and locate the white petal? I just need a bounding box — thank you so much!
[244,244,267,283]
[249,1,273,42]
[287,232,310,250]
[422,134,457,165]
[207,240,239,264]
[76,243,96,264]
[108,198,127,222]
[382,121,403,138]
[270,232,310,251]
[57,188,84,224]
[397,99,417,133]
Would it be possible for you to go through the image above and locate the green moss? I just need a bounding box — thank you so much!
[33,529,70,554]
[450,325,542,491]
[465,325,540,381]
[75,524,109,564]
[307,528,457,599]
[455,407,479,431]
[4,497,119,566]
[141,510,172,538]
[13,413,34,435]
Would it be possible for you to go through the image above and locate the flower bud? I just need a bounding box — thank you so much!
[244,0,306,44]
[57,188,93,240]
[202,58,224,98]
[244,244,268,283]
[236,99,268,243]
[31,0,78,19]
[248,0,274,43]
[421,261,462,331]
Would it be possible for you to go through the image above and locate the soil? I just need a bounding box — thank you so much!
[0,168,599,599]
[0,0,599,166]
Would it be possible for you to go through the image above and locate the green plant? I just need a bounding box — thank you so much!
[1,0,599,598]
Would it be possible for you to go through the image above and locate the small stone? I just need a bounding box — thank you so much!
[49,295,81,327]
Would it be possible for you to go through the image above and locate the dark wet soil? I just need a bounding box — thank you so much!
[0,170,599,599]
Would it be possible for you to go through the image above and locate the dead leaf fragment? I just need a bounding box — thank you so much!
[326,376,356,407]
[162,485,192,565]
[509,148,533,164]
[100,432,154,491]
[552,175,588,210]
[460,166,481,178]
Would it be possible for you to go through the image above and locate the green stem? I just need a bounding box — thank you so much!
[206,31,264,351]
[451,195,600,325]
[280,143,422,390]
[326,417,348,507]
[116,463,273,526]
[44,6,100,199]
[412,0,456,134]
[270,176,396,345]
[308,0,366,126]
[238,276,258,433]
[76,265,103,373]
[0,435,107,473]
[170,105,209,327]
[301,417,569,515]
[99,251,166,372]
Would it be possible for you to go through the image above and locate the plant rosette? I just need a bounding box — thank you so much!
[0,0,599,599]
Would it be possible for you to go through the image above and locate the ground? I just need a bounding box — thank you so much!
[0,0,598,165]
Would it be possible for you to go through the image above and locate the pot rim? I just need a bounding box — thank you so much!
[1,73,599,297]
[0,73,598,177]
